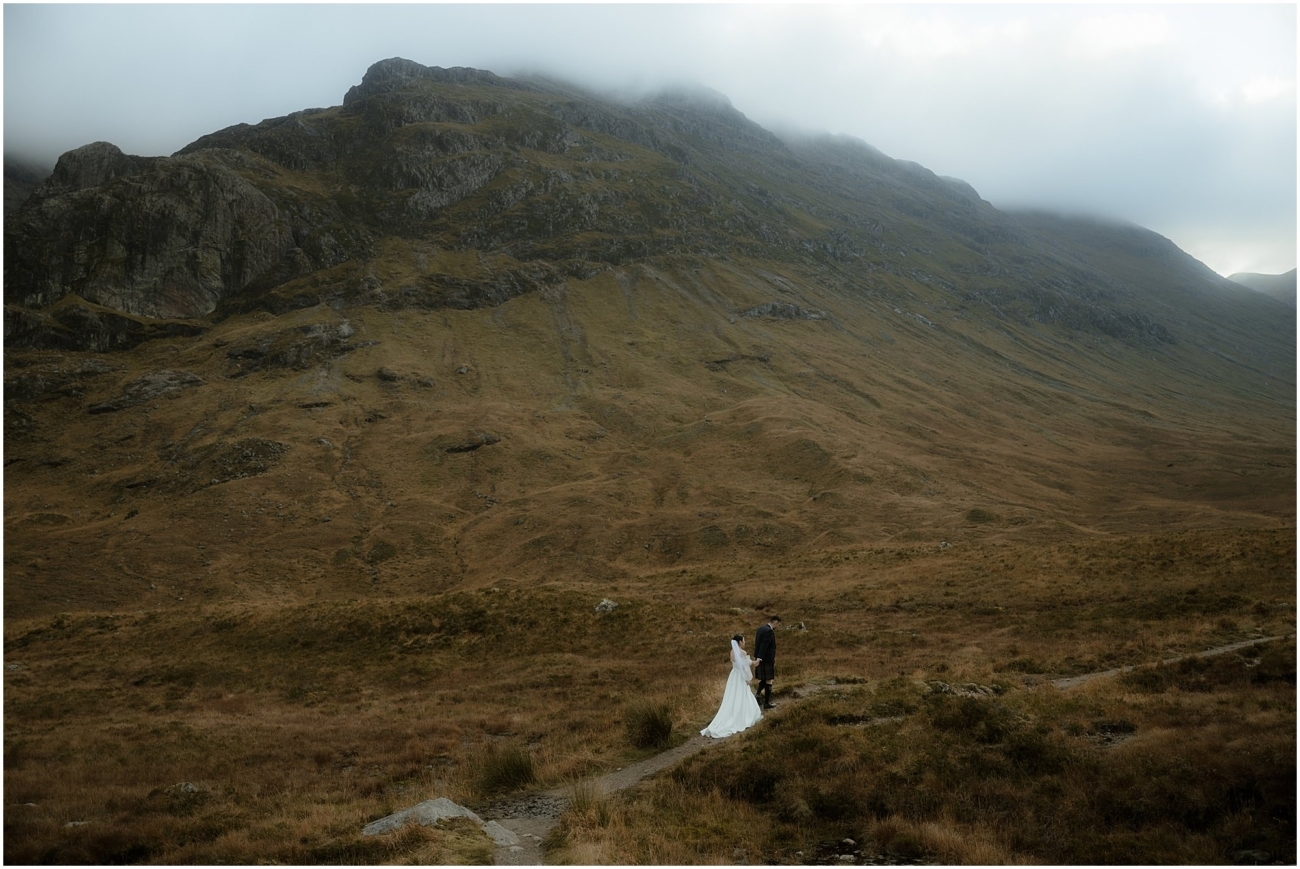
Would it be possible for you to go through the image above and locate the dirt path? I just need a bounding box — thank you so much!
[472,635,1291,863]
[1049,634,1289,690]
[480,727,767,863]
[478,690,839,864]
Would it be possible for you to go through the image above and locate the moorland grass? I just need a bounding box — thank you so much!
[624,700,675,749]
[475,744,536,796]
[547,644,1295,864]
[4,528,1293,864]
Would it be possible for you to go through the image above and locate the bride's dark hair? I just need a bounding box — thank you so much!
[732,634,743,643]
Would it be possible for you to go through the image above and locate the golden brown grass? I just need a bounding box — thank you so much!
[548,639,1294,865]
[4,525,1292,863]
[6,250,1293,623]
[5,248,1293,862]
[6,61,1297,869]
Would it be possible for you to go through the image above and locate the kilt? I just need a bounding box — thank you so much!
[755,659,775,681]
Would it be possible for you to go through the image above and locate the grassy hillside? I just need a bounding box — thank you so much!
[6,248,1293,617]
[4,60,1294,864]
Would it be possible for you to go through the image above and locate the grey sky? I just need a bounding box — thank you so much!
[4,3,1295,275]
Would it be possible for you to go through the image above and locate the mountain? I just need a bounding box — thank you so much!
[1228,268,1297,307]
[3,157,51,213]
[4,58,1294,619]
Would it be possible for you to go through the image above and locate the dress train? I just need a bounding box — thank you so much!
[700,639,763,738]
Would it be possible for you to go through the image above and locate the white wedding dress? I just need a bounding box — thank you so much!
[700,639,763,738]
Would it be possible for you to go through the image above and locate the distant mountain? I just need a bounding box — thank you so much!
[1228,268,1296,307]
[3,157,51,213]
[4,58,1293,617]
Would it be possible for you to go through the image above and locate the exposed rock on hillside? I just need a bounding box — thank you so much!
[5,356,115,402]
[5,295,205,352]
[223,321,362,376]
[88,369,203,414]
[434,431,502,454]
[5,145,306,323]
[741,302,826,321]
[161,437,292,493]
[37,141,159,195]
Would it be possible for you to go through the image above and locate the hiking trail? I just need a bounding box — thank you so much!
[375,633,1291,864]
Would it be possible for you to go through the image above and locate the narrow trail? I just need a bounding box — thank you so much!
[480,724,774,863]
[462,634,1293,864]
[1048,633,1289,690]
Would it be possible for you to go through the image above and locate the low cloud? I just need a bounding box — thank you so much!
[4,4,1293,274]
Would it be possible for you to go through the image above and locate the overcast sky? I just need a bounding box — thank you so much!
[4,3,1295,276]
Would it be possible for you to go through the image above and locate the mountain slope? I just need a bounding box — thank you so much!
[4,59,1294,620]
[3,156,50,213]
[1229,268,1297,307]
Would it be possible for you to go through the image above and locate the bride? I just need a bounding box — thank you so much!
[700,634,763,738]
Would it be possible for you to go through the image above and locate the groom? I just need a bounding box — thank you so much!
[754,615,780,709]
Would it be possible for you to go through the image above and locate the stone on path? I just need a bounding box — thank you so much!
[482,820,520,846]
[361,796,483,836]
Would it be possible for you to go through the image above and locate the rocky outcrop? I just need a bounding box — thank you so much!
[36,141,159,196]
[6,145,294,320]
[5,356,115,403]
[435,431,501,454]
[88,369,203,414]
[740,302,826,321]
[343,58,515,105]
[379,264,564,312]
[5,296,204,352]
[222,321,362,376]
[145,437,291,493]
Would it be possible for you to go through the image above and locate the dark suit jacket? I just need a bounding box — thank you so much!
[754,623,776,680]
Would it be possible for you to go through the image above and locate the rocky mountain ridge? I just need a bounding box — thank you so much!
[8,57,1262,350]
[4,58,1293,618]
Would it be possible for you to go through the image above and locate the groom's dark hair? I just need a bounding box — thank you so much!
[768,615,781,623]
[732,634,744,643]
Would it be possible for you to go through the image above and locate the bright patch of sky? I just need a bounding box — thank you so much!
[3,3,1294,276]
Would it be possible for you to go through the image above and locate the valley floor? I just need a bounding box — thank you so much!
[4,526,1295,864]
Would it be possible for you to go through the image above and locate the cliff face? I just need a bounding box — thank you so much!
[7,144,293,320]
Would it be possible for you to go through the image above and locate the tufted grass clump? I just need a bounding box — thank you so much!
[624,701,674,749]
[476,744,536,795]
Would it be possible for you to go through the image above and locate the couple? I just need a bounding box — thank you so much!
[700,615,781,739]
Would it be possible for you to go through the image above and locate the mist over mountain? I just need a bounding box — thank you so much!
[1228,268,1297,307]
[4,58,1293,617]
[3,156,52,213]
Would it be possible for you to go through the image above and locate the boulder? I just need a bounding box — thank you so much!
[362,795,533,845]
[361,796,522,848]
[482,820,520,846]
